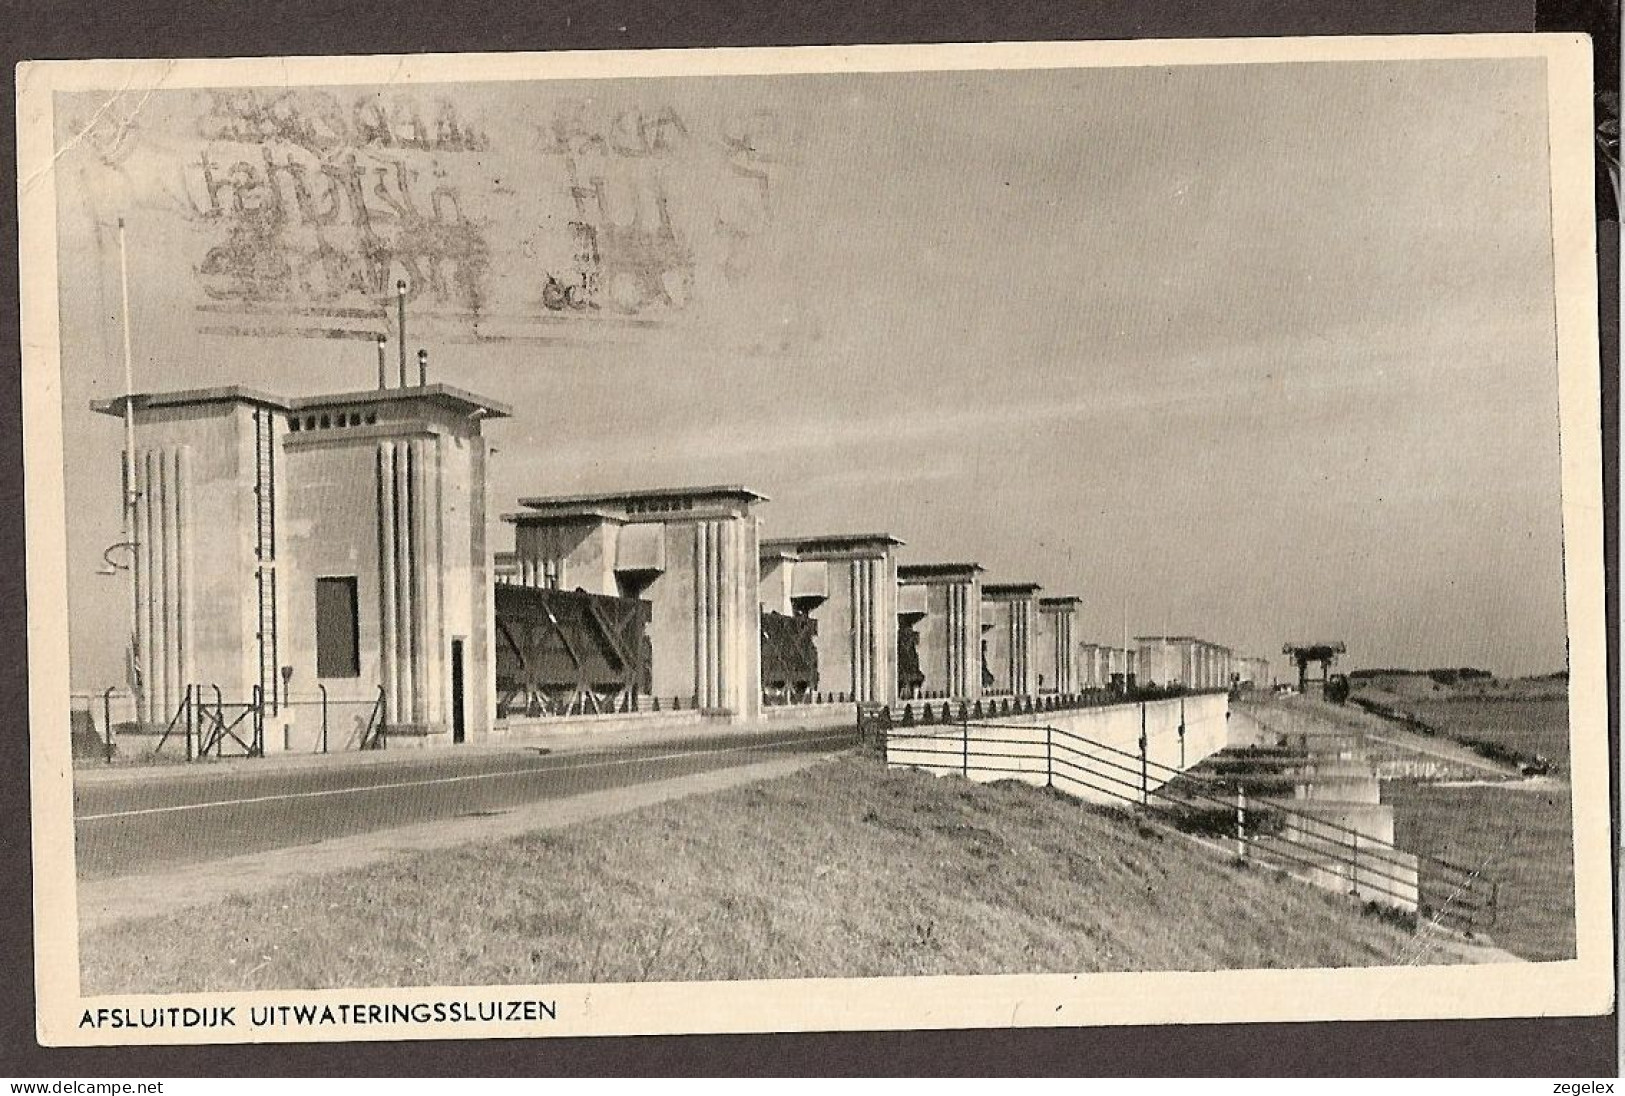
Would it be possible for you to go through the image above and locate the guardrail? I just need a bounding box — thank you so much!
[82,684,392,761]
[885,717,1498,933]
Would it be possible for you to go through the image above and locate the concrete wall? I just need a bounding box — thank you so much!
[886,692,1231,806]
[278,437,387,748]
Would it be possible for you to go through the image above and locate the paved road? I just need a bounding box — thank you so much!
[74,726,856,881]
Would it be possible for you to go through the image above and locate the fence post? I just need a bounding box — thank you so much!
[1138,704,1149,804]
[1236,787,1247,860]
[1351,831,1360,897]
[1178,696,1187,768]
[252,685,264,756]
[962,716,969,778]
[319,683,329,754]
[102,686,115,764]
[1045,725,1053,788]
[185,686,196,762]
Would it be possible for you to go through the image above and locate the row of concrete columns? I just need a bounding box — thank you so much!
[376,438,444,730]
[130,446,193,725]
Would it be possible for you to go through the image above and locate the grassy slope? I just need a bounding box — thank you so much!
[1386,780,1575,961]
[82,755,1466,995]
[1353,675,1571,766]
[1345,669,1573,962]
[1351,675,1576,961]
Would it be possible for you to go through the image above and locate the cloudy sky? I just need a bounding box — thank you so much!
[52,56,1566,685]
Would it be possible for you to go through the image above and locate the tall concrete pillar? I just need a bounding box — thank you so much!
[1038,596,1080,695]
[376,442,400,725]
[762,534,903,704]
[983,583,1041,696]
[898,563,983,701]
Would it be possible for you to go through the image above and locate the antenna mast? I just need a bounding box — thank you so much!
[118,216,141,717]
[118,217,135,512]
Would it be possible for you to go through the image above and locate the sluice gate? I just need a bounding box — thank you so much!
[494,585,651,718]
[761,610,819,705]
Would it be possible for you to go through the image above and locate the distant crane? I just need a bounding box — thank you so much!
[1282,640,1347,699]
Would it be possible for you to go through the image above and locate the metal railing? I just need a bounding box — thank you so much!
[85,683,391,761]
[885,719,1498,933]
[357,686,388,750]
[497,689,664,719]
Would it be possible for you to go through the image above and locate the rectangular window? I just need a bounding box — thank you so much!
[316,576,361,678]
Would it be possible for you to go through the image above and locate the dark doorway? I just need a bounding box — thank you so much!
[451,638,466,744]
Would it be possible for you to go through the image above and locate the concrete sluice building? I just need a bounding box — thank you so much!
[1034,596,1079,695]
[505,487,765,720]
[895,563,983,701]
[95,381,509,749]
[96,382,1248,754]
[1076,643,1138,692]
[980,582,1042,696]
[758,535,901,706]
[1232,654,1272,690]
[1135,635,1234,691]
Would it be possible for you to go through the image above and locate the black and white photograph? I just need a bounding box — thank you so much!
[14,36,1611,1046]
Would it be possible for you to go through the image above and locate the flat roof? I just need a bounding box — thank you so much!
[982,582,1043,598]
[93,382,512,419]
[1135,635,1235,650]
[297,384,512,418]
[897,562,984,581]
[518,485,768,509]
[92,386,290,415]
[502,507,624,525]
[1038,595,1082,608]
[760,533,905,555]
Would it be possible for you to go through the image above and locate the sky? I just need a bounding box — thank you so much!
[50,57,1567,686]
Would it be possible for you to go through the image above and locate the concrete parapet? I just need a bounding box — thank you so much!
[886,692,1231,808]
[492,708,707,742]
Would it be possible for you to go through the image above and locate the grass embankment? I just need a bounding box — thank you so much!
[1351,674,1576,961]
[1352,669,1579,962]
[1352,674,1570,768]
[82,755,1467,995]
[1386,780,1575,961]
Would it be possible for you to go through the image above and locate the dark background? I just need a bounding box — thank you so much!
[0,0,1617,1077]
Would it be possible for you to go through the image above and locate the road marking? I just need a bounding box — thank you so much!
[75,732,855,822]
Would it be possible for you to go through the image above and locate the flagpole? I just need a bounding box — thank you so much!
[118,216,141,720]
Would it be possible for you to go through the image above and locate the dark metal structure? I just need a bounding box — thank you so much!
[495,585,652,717]
[760,610,818,704]
[896,620,926,698]
[1283,640,1347,695]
